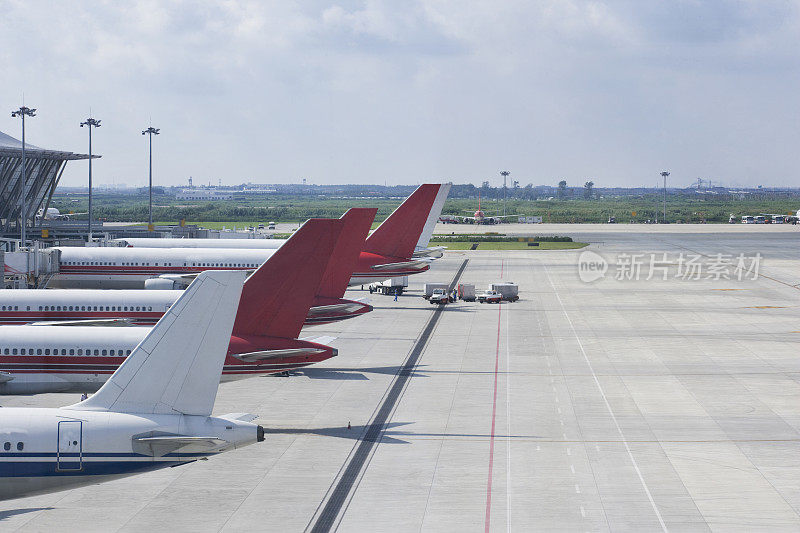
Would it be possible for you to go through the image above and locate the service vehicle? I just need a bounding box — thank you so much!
[369,276,408,295]
[492,282,519,302]
[741,215,755,224]
[268,221,276,230]
[458,283,476,302]
[424,282,450,299]
[478,290,502,304]
[429,288,450,305]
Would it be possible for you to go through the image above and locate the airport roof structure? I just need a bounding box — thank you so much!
[0,129,97,231]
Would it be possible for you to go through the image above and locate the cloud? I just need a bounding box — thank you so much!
[1,0,798,187]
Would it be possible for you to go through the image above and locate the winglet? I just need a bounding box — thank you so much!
[364,184,442,259]
[70,270,246,416]
[232,218,344,338]
[317,208,377,299]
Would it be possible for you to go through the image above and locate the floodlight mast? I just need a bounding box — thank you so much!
[11,105,36,279]
[500,170,510,217]
[80,117,101,240]
[660,171,670,223]
[142,126,160,228]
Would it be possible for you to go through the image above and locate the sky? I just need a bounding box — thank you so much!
[1,0,799,189]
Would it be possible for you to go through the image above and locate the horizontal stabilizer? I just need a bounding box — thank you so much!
[219,413,259,423]
[0,371,14,383]
[307,302,369,316]
[370,259,432,271]
[132,435,227,457]
[233,347,331,362]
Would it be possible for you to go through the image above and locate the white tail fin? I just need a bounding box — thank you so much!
[72,270,246,416]
[416,183,451,250]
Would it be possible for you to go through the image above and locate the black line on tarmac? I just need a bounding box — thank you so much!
[308,259,469,533]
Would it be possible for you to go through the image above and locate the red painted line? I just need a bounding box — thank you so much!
[485,259,504,532]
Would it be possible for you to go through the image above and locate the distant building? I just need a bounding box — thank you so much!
[176,189,232,201]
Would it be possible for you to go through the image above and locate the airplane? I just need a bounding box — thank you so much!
[113,184,452,260]
[443,192,523,225]
[0,209,376,328]
[0,218,345,394]
[0,270,266,501]
[35,207,85,221]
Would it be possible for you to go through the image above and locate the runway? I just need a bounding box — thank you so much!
[1,226,799,531]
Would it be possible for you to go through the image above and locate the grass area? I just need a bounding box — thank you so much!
[53,190,800,225]
[440,241,588,250]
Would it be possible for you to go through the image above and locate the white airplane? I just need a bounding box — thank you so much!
[0,219,346,394]
[1,211,374,327]
[0,270,266,501]
[110,183,452,265]
[446,192,524,225]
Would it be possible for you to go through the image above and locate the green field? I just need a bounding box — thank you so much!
[52,190,800,225]
[439,241,588,250]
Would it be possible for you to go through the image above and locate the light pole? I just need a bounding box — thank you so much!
[11,105,36,278]
[500,170,510,216]
[142,126,160,228]
[660,171,669,223]
[80,117,101,240]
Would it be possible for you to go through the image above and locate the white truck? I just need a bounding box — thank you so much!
[429,288,450,305]
[424,283,450,300]
[491,282,519,302]
[370,276,408,296]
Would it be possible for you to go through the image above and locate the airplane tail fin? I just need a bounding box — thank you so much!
[72,270,246,416]
[232,218,344,338]
[317,208,377,299]
[415,183,451,250]
[363,184,442,259]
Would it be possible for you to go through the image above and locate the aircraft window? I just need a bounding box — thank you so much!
[69,349,74,355]
[43,306,48,311]
[58,306,62,311]
[61,349,67,355]
[14,306,17,311]
[3,442,9,451]
[1,306,4,310]
[26,306,30,311]
[37,348,42,355]
[12,348,17,355]
[77,349,82,355]
[124,306,128,311]
[16,442,23,451]
[20,348,26,355]
[148,306,152,311]
[45,349,50,355]
[93,349,99,356]
[3,349,7,355]
[126,350,131,355]
[102,349,107,356]
[69,306,73,311]
[136,306,140,311]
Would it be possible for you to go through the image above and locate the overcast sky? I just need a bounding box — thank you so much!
[1,1,799,188]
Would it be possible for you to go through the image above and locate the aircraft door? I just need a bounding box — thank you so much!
[57,420,83,471]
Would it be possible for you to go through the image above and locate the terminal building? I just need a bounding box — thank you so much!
[0,129,94,235]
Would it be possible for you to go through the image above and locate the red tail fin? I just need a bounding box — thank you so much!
[317,208,377,299]
[364,184,441,259]
[233,218,343,339]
